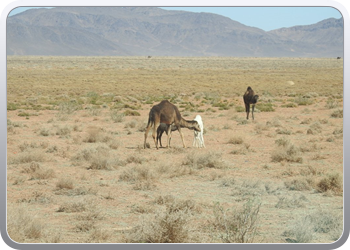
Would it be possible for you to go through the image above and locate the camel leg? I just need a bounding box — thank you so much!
[166,125,172,148]
[152,121,160,149]
[144,125,152,149]
[200,132,205,148]
[178,127,186,148]
[252,104,255,120]
[193,132,197,147]
[157,130,164,148]
[245,103,250,120]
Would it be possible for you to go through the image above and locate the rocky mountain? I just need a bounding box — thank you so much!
[6,7,343,57]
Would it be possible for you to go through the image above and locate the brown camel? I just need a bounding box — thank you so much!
[243,86,259,120]
[144,100,201,149]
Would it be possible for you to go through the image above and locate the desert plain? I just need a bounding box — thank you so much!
[6,56,343,243]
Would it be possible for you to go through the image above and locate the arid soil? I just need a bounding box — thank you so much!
[7,56,343,243]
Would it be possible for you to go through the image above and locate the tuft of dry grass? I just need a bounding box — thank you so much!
[88,149,117,170]
[271,145,303,163]
[283,210,343,243]
[228,136,244,145]
[56,177,74,190]
[87,228,111,243]
[110,110,124,123]
[7,205,44,242]
[284,178,314,191]
[211,199,261,243]
[183,152,227,169]
[119,165,156,190]
[72,144,120,170]
[317,173,342,195]
[22,162,56,180]
[330,109,343,118]
[83,127,106,143]
[126,199,192,243]
[275,195,308,209]
[9,149,47,164]
[57,201,87,213]
[271,142,303,163]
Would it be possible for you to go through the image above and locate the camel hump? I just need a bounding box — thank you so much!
[159,100,170,105]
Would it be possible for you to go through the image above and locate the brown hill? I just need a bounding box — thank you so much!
[6,7,343,57]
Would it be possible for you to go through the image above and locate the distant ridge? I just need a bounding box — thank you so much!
[6,7,343,57]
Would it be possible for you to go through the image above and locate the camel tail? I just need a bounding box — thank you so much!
[146,109,155,128]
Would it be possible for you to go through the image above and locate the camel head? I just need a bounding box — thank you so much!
[192,121,201,132]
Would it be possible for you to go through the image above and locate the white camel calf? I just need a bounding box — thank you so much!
[192,115,205,148]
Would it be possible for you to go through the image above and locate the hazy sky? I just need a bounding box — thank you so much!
[8,6,342,31]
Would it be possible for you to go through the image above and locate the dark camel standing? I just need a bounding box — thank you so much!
[156,123,178,148]
[144,100,201,149]
[243,86,259,120]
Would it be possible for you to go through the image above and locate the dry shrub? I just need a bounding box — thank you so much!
[89,149,116,170]
[124,110,141,116]
[73,144,119,170]
[300,118,313,124]
[7,205,44,242]
[330,109,343,118]
[69,200,104,233]
[88,228,111,243]
[309,122,322,134]
[57,201,87,213]
[271,145,303,163]
[157,163,194,178]
[310,211,343,236]
[154,195,201,214]
[9,149,46,164]
[228,136,244,145]
[83,127,115,144]
[126,155,145,164]
[163,146,186,154]
[55,125,71,137]
[299,165,324,176]
[154,194,176,205]
[325,98,339,109]
[276,128,292,135]
[219,178,236,187]
[230,143,252,155]
[110,110,124,123]
[119,166,156,190]
[283,216,314,243]
[231,180,266,199]
[317,173,342,195]
[333,128,343,135]
[56,177,74,190]
[130,204,153,214]
[39,127,51,136]
[211,199,261,243]
[75,221,96,232]
[274,137,290,147]
[126,207,190,243]
[22,162,56,180]
[56,102,81,121]
[294,96,313,106]
[275,195,308,209]
[108,138,121,149]
[183,152,227,169]
[283,210,343,243]
[83,127,104,143]
[284,178,313,191]
[254,123,269,134]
